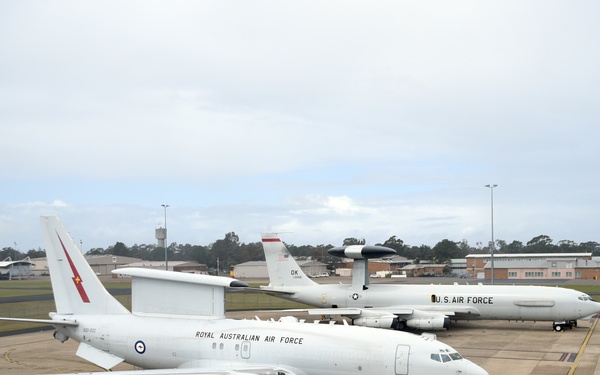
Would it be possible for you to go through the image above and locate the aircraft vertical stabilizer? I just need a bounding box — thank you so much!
[40,216,130,315]
[261,233,317,287]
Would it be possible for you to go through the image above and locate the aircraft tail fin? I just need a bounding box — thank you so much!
[261,233,317,287]
[40,216,129,315]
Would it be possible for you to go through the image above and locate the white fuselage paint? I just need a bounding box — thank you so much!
[54,314,485,375]
[266,283,600,322]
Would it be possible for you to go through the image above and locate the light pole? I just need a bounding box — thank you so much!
[484,184,497,285]
[161,204,169,271]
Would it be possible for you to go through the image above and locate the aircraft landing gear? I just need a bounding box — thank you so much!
[553,321,575,332]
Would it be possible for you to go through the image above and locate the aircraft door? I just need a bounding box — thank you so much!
[240,340,251,359]
[395,344,410,375]
[100,326,110,351]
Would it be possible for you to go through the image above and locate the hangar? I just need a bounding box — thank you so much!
[233,259,328,278]
[466,253,600,279]
[0,257,34,280]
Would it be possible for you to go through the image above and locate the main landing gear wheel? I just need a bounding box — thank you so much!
[553,322,574,332]
[554,324,563,332]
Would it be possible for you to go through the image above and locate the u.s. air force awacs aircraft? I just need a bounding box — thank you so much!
[260,233,600,332]
[0,216,488,375]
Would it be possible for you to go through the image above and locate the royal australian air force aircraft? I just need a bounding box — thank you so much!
[0,216,488,375]
[260,233,600,332]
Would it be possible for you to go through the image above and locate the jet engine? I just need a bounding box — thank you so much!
[53,330,69,343]
[352,316,395,329]
[405,316,450,330]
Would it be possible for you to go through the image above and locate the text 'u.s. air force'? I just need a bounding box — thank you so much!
[432,295,494,304]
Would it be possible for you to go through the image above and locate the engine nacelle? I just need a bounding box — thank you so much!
[352,316,395,329]
[53,330,69,343]
[406,316,450,330]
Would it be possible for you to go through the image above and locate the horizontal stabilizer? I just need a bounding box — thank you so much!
[0,317,79,326]
[76,342,124,370]
[256,286,295,296]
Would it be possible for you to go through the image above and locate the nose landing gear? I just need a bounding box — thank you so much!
[553,320,576,332]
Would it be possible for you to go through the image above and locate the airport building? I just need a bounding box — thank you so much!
[27,256,207,277]
[0,257,34,279]
[233,259,328,278]
[466,253,600,280]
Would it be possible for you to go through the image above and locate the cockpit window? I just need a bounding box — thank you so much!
[449,353,463,360]
[579,295,594,301]
[431,351,463,362]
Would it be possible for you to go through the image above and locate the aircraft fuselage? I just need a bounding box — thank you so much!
[54,313,479,375]
[268,283,600,322]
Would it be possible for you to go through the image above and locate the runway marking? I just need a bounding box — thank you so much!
[559,352,577,362]
[458,346,577,360]
[3,348,83,372]
[567,314,599,375]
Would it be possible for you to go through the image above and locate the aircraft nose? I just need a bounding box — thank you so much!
[465,359,489,375]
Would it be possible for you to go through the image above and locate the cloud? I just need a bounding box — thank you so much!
[1,2,599,253]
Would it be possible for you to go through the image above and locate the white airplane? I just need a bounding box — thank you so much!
[0,216,488,375]
[260,233,600,332]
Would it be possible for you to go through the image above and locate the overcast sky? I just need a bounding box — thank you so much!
[1,1,599,253]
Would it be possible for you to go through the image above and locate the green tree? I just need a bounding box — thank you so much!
[556,240,577,252]
[107,242,129,256]
[0,247,20,260]
[380,236,407,255]
[526,235,555,253]
[343,237,365,246]
[579,241,600,255]
[406,245,432,262]
[432,239,461,263]
[26,249,46,258]
[504,240,524,254]
[209,232,241,271]
[457,239,475,256]
[85,247,107,255]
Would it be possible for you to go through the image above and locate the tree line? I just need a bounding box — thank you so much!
[2,233,599,273]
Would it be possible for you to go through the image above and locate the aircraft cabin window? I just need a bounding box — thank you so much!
[431,294,436,303]
[430,354,441,362]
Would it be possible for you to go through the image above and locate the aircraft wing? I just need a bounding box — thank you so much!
[285,305,480,318]
[395,305,481,317]
[46,365,300,375]
[285,305,481,331]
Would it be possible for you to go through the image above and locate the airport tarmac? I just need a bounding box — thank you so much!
[0,312,599,375]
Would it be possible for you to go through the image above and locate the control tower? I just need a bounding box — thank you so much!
[155,226,167,248]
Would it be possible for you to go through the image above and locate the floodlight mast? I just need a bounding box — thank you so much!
[161,204,169,271]
[484,184,497,285]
